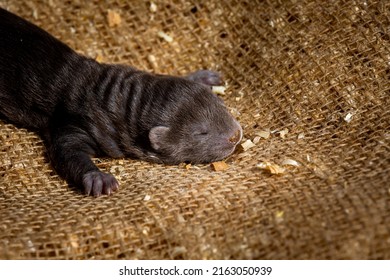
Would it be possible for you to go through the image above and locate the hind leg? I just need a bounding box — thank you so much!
[186,70,223,86]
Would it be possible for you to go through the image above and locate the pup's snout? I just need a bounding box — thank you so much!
[229,127,243,145]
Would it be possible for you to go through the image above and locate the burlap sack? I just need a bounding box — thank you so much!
[0,0,389,259]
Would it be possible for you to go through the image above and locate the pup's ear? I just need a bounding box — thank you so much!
[149,126,170,150]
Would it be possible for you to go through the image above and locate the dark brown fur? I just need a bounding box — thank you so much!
[0,8,242,196]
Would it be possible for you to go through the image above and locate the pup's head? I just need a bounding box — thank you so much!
[147,79,242,164]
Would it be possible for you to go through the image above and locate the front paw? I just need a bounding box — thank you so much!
[82,171,119,196]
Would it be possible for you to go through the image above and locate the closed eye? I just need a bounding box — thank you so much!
[192,124,210,137]
[194,131,209,136]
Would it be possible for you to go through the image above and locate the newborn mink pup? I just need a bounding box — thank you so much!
[0,8,243,196]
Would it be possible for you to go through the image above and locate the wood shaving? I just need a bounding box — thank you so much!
[211,86,226,95]
[344,112,353,123]
[157,31,173,43]
[147,54,158,69]
[150,2,157,13]
[281,159,300,167]
[279,128,289,138]
[256,130,271,139]
[241,139,256,151]
[275,210,284,218]
[211,161,229,171]
[185,163,192,170]
[107,10,122,27]
[95,54,104,63]
[229,107,240,118]
[297,133,305,139]
[257,161,285,174]
[32,9,38,20]
[172,246,187,257]
[142,227,150,235]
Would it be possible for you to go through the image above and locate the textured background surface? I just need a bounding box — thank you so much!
[0,0,389,259]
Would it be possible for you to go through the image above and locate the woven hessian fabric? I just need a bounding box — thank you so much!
[0,0,389,259]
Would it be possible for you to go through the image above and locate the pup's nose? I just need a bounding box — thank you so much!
[229,127,242,144]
